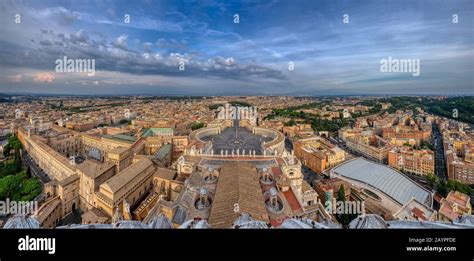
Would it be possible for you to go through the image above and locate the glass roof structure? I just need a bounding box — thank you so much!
[331,158,433,207]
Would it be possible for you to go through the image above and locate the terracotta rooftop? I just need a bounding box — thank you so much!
[283,189,303,213]
[36,197,61,224]
[208,162,269,228]
[100,158,153,196]
[153,167,177,180]
[446,191,470,207]
[439,202,460,221]
[77,160,115,179]
[81,208,110,224]
[411,207,427,221]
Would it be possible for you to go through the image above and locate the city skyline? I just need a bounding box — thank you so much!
[0,1,473,257]
[1,95,472,231]
[0,0,473,95]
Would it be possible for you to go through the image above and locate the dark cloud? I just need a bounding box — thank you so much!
[67,29,90,44]
[2,0,471,95]
[0,28,285,81]
[39,40,53,46]
[54,8,80,26]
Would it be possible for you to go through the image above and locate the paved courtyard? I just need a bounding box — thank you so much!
[200,158,278,169]
[201,121,273,155]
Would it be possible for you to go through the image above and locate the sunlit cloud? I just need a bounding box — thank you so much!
[33,72,55,83]
[0,0,472,95]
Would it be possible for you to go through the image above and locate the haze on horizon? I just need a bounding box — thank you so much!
[0,0,473,96]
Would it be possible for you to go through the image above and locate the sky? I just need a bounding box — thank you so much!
[0,0,473,96]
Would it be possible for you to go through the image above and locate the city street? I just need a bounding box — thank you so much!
[22,151,51,184]
[284,137,293,151]
[301,165,326,186]
[432,123,447,181]
[329,136,362,159]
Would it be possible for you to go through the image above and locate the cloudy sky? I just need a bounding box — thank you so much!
[0,0,472,95]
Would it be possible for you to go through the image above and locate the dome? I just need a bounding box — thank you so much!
[194,220,210,229]
[147,214,173,229]
[114,220,150,229]
[3,215,40,229]
[455,215,474,226]
[236,221,269,229]
[179,219,211,229]
[348,214,388,229]
[279,218,313,229]
[232,213,269,229]
[279,218,341,229]
[57,224,113,229]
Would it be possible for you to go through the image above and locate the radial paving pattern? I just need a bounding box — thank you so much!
[200,120,273,155]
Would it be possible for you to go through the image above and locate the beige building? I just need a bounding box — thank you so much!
[95,158,155,216]
[77,160,116,211]
[388,147,435,176]
[345,135,391,163]
[17,106,334,228]
[294,136,345,175]
[106,146,133,173]
[445,141,474,185]
[35,197,62,228]
[18,121,188,227]
[438,191,472,222]
[393,198,437,222]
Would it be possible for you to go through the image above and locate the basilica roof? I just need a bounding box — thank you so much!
[3,215,40,229]
[208,162,269,228]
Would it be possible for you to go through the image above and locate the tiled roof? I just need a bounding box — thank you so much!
[100,158,153,195]
[208,162,269,228]
[153,167,177,180]
[283,189,302,213]
[77,160,115,178]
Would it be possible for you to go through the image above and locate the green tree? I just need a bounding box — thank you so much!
[209,104,222,110]
[426,174,437,189]
[0,174,22,200]
[229,101,251,107]
[336,184,350,226]
[8,135,22,150]
[437,180,448,197]
[0,161,18,178]
[119,119,130,125]
[191,122,205,130]
[16,178,41,201]
[26,166,31,178]
[435,178,472,197]
[446,180,472,196]
[3,143,11,157]
[3,135,22,158]
[13,148,22,173]
[286,119,296,126]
